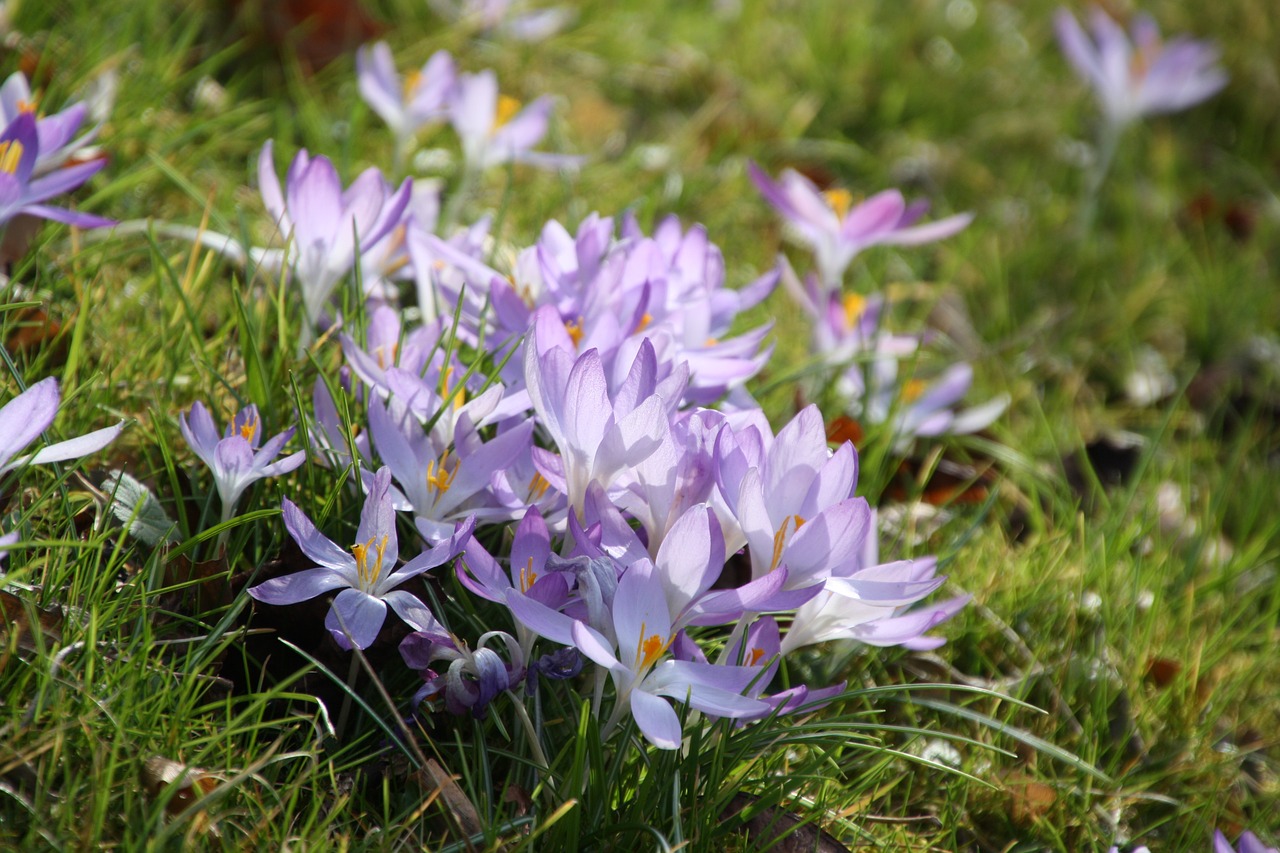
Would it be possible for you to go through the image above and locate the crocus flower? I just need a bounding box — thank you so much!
[356,42,456,162]
[450,70,581,172]
[0,70,108,176]
[428,0,573,41]
[568,561,770,749]
[401,629,524,718]
[1213,831,1279,853]
[248,467,474,649]
[1054,7,1227,129]
[257,140,412,327]
[749,162,971,287]
[0,112,113,233]
[0,376,122,476]
[179,401,305,523]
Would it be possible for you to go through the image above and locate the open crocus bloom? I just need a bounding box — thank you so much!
[1054,6,1227,128]
[749,161,971,288]
[249,468,474,649]
[450,70,582,172]
[356,42,456,151]
[0,112,113,233]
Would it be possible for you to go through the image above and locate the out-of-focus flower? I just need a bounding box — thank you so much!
[356,43,455,156]
[428,0,573,42]
[1054,7,1227,128]
[248,468,473,649]
[1213,830,1279,853]
[0,71,107,175]
[0,113,113,233]
[257,140,412,327]
[179,401,305,523]
[0,376,122,476]
[450,71,581,172]
[749,162,971,287]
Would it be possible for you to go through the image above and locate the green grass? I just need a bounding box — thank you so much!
[0,0,1277,849]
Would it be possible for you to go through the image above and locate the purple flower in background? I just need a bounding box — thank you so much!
[1214,831,1279,853]
[450,71,581,172]
[356,42,456,162]
[1054,7,1227,128]
[257,140,412,327]
[429,0,574,41]
[0,376,122,476]
[749,162,971,287]
[179,401,305,523]
[0,70,110,176]
[0,112,113,233]
[248,468,474,649]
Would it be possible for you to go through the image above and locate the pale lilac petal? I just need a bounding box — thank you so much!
[630,689,681,749]
[249,567,350,605]
[282,498,356,573]
[26,421,123,465]
[383,588,444,634]
[327,588,388,649]
[0,377,59,468]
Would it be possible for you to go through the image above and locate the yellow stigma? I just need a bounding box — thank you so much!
[16,98,37,115]
[529,471,551,500]
[823,188,853,219]
[635,312,653,334]
[494,94,522,131]
[0,141,24,175]
[634,622,670,671]
[375,341,398,370]
[238,413,259,442]
[565,318,584,347]
[520,557,537,592]
[403,69,424,100]
[902,378,928,403]
[748,647,765,666]
[426,451,458,496]
[353,534,390,588]
[439,366,465,411]
[769,514,806,572]
[843,293,866,324]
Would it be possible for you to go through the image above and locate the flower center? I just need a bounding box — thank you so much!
[565,317,584,347]
[238,413,259,442]
[769,514,806,572]
[634,622,671,671]
[352,534,390,590]
[375,341,398,370]
[403,69,424,101]
[748,647,765,666]
[901,378,927,403]
[493,94,522,131]
[634,312,653,334]
[528,471,551,500]
[843,293,866,324]
[439,365,465,411]
[426,451,459,497]
[0,141,24,175]
[519,557,537,592]
[823,188,853,219]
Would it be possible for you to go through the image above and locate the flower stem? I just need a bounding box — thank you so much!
[1078,120,1123,235]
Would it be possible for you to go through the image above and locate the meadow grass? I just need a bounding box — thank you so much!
[0,0,1277,849]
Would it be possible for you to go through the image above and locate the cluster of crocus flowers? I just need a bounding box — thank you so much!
[1054,6,1227,130]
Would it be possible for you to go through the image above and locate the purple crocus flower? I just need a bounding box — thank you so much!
[567,561,770,749]
[179,401,305,523]
[401,629,524,718]
[0,112,112,233]
[749,161,971,287]
[429,0,573,41]
[0,376,122,476]
[0,71,111,176]
[1214,831,1279,853]
[257,140,412,327]
[1054,7,1227,129]
[450,71,581,172]
[356,42,456,163]
[248,467,474,649]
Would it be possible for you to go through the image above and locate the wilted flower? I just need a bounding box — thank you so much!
[1054,6,1227,128]
[749,162,971,287]
[0,376,122,476]
[401,629,524,718]
[0,112,113,233]
[179,401,305,523]
[248,468,473,649]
